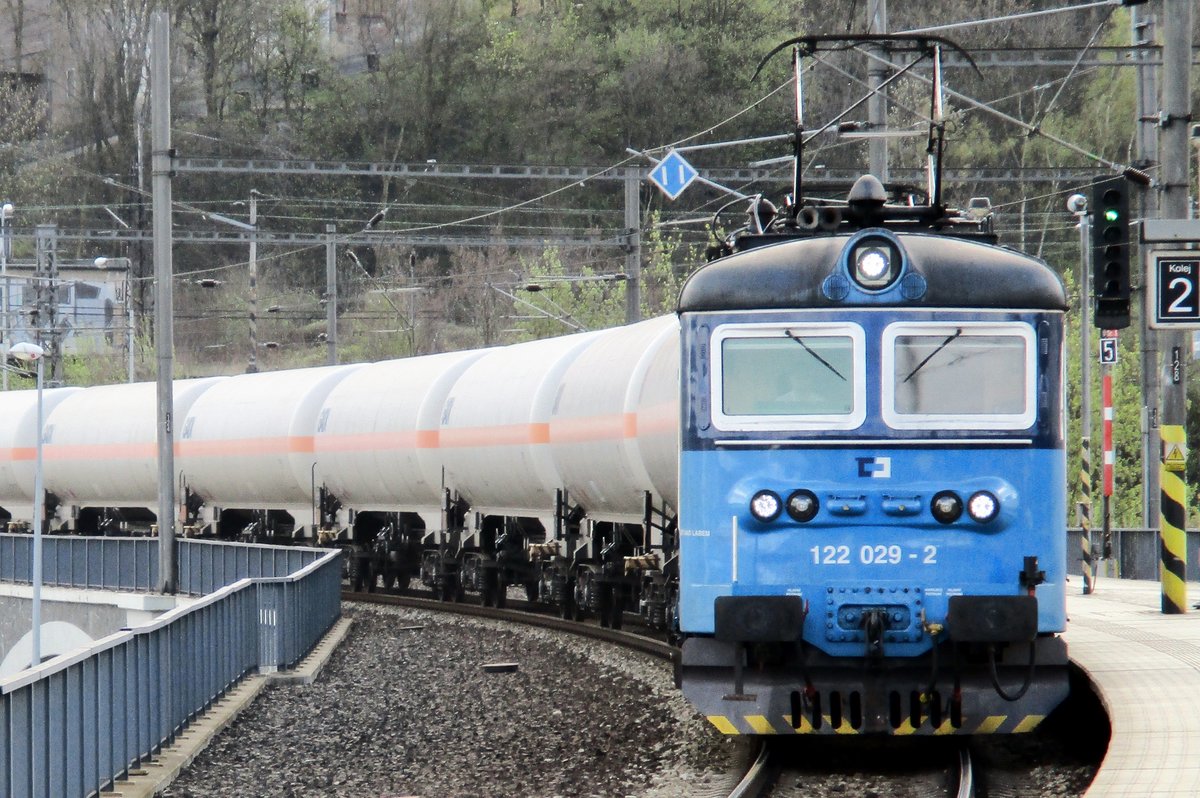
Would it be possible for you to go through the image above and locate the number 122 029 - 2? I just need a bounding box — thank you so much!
[810,544,938,565]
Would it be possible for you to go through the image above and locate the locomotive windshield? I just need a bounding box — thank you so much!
[883,321,1037,430]
[710,322,866,431]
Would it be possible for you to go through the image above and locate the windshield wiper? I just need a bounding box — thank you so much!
[784,330,846,381]
[902,327,962,383]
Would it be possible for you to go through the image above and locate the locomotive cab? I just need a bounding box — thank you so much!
[675,187,1071,735]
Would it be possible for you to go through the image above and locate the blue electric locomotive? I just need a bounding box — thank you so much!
[674,174,1070,735]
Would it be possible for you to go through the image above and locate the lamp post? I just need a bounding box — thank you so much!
[1069,193,1094,595]
[248,190,258,374]
[94,257,135,382]
[10,341,44,667]
[1,202,13,391]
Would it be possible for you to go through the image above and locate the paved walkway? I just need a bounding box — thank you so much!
[1066,579,1200,797]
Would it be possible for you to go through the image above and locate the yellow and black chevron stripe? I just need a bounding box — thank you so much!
[1160,424,1188,614]
[704,713,1045,735]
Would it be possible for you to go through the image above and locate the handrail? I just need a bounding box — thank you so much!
[0,538,342,798]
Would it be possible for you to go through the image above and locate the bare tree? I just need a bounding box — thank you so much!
[1,0,26,72]
[174,0,254,118]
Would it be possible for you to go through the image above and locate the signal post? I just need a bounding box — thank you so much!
[1143,236,1199,614]
[1152,0,1193,615]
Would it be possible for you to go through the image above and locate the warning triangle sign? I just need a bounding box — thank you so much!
[1165,445,1187,471]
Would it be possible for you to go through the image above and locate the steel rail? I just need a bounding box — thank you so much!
[956,745,975,798]
[727,741,773,798]
[342,590,676,662]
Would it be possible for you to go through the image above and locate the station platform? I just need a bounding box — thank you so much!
[1066,578,1200,797]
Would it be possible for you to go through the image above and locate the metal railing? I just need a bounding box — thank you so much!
[1067,526,1200,581]
[0,536,341,798]
[0,535,330,596]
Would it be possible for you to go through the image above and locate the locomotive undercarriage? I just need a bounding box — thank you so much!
[679,635,1070,735]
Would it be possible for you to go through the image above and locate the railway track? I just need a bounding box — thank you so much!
[343,589,676,660]
[757,738,975,798]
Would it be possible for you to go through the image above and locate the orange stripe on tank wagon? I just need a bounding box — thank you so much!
[177,436,315,457]
[314,430,435,452]
[549,413,634,444]
[636,401,679,436]
[437,422,551,448]
[42,442,157,461]
[0,447,37,462]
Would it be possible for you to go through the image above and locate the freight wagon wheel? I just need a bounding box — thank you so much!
[559,591,574,620]
[604,585,624,628]
[394,571,412,595]
[480,569,499,607]
[524,581,538,603]
[572,570,595,622]
[608,589,624,631]
[383,570,396,591]
[597,583,612,628]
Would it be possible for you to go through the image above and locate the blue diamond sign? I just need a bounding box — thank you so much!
[648,150,698,201]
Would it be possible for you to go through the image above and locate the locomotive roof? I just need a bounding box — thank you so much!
[677,232,1068,313]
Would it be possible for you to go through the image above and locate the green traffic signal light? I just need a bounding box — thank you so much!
[1104,208,1120,223]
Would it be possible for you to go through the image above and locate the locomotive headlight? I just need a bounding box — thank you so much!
[749,490,783,522]
[931,491,963,524]
[857,248,889,280]
[967,491,1000,523]
[785,489,820,523]
[850,239,900,290]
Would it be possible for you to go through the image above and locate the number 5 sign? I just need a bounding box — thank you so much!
[1149,252,1200,328]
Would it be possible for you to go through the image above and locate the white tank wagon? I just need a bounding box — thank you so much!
[0,388,80,528]
[547,314,679,522]
[41,379,222,534]
[311,349,487,590]
[177,365,363,540]
[313,350,487,521]
[537,315,681,626]
[438,331,600,519]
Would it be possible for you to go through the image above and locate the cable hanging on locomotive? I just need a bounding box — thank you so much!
[718,34,992,257]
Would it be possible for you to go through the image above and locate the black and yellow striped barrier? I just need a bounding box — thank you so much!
[1160,424,1187,614]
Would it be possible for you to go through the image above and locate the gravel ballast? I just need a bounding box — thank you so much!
[161,601,1101,797]
[162,602,740,798]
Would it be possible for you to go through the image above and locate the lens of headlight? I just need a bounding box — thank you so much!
[750,490,783,522]
[967,491,999,523]
[851,240,899,289]
[857,248,889,280]
[930,491,963,524]
[785,489,820,523]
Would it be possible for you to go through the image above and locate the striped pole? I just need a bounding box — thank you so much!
[1161,421,1187,614]
[1102,371,1114,564]
[1102,374,1114,498]
[1080,438,1093,595]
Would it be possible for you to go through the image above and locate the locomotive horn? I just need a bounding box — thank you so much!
[796,206,821,231]
[817,207,843,231]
